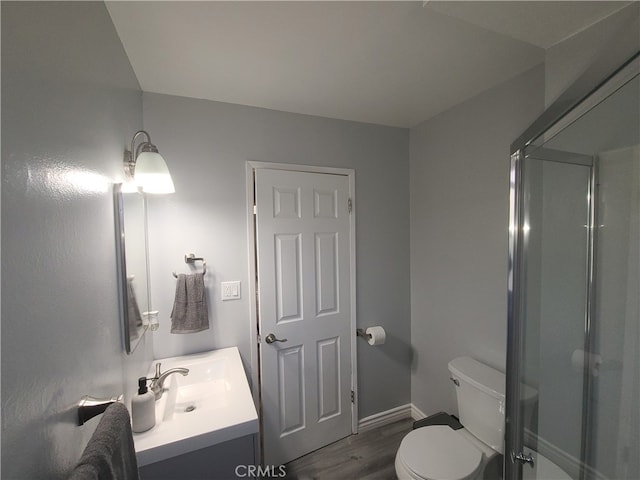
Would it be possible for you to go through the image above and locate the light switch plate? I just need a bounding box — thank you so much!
[221,281,241,301]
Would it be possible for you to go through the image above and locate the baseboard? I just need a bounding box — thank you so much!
[357,403,432,433]
[357,404,413,433]
[410,404,427,421]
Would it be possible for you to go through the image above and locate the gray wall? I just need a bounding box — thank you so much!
[1,2,151,478]
[142,92,411,419]
[409,65,545,417]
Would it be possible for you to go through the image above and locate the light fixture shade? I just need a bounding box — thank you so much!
[134,151,175,194]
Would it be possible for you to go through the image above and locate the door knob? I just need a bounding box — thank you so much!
[265,333,287,344]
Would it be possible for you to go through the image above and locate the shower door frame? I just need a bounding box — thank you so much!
[505,18,639,479]
[508,147,597,479]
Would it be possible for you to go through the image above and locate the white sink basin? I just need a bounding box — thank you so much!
[160,354,230,421]
[133,347,258,466]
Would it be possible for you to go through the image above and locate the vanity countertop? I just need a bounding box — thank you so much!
[133,346,258,466]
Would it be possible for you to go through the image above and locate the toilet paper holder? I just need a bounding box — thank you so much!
[356,328,371,340]
[356,326,386,345]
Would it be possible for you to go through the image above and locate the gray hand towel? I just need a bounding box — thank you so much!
[170,273,210,334]
[68,402,139,480]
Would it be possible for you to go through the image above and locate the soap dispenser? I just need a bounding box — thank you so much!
[131,377,155,433]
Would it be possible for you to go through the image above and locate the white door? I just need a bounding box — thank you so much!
[255,168,354,466]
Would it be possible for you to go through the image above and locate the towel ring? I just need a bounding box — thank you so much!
[172,253,207,278]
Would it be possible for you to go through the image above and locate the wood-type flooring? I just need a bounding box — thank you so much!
[283,418,412,480]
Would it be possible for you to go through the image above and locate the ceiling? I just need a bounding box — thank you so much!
[106,1,630,128]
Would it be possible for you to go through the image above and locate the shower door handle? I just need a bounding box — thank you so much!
[265,333,287,344]
[514,452,535,468]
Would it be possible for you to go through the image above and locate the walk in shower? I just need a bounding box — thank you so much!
[506,44,639,480]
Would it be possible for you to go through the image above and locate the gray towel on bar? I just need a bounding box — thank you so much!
[171,273,209,333]
[68,403,139,480]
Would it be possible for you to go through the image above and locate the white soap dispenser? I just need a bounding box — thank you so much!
[131,377,155,433]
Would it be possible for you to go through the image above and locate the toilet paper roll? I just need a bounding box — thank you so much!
[366,326,386,346]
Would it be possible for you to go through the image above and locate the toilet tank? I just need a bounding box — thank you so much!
[448,357,505,454]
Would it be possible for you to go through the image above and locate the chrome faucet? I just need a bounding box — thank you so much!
[149,363,189,400]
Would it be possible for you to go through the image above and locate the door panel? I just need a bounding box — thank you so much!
[274,233,303,323]
[317,336,341,421]
[256,169,353,466]
[278,345,305,436]
[315,232,339,316]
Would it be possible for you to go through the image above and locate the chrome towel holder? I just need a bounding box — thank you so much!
[172,253,207,278]
[78,394,123,426]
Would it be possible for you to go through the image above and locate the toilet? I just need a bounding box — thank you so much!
[395,357,572,480]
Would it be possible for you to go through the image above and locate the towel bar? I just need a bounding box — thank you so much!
[78,394,124,426]
[172,253,207,278]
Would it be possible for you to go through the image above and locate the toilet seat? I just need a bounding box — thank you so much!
[396,426,483,480]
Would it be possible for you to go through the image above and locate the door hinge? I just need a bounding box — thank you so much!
[253,205,257,215]
[348,198,352,213]
[350,390,355,403]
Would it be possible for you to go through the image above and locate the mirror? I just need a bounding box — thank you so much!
[114,183,151,354]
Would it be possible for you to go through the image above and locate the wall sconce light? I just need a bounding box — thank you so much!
[124,130,175,194]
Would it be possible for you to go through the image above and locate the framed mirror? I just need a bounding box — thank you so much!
[114,183,151,354]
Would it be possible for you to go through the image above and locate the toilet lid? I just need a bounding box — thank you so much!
[397,426,483,480]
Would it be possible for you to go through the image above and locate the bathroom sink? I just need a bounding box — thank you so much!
[159,354,230,421]
[133,347,258,466]
[171,380,229,416]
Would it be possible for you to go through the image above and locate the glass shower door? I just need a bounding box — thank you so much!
[516,152,593,479]
[507,57,639,480]
[594,144,639,479]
